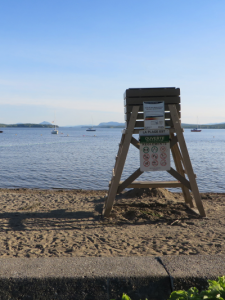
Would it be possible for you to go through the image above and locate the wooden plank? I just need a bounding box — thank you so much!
[184,205,201,216]
[124,88,180,99]
[167,168,191,190]
[170,135,178,148]
[131,137,140,149]
[125,104,181,113]
[117,180,183,189]
[125,111,181,121]
[171,138,186,170]
[117,168,143,194]
[125,97,180,106]
[175,140,189,172]
[133,129,141,134]
[103,105,140,217]
[114,133,125,175]
[170,132,194,207]
[169,104,206,217]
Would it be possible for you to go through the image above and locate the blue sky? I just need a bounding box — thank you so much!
[1,0,225,126]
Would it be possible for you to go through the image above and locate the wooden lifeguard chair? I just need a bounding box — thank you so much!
[103,87,206,217]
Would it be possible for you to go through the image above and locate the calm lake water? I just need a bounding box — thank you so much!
[0,127,224,193]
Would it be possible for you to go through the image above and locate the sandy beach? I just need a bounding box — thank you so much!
[0,188,224,258]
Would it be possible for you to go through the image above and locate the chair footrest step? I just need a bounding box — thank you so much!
[118,180,182,189]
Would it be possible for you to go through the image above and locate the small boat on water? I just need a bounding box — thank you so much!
[191,117,201,132]
[0,131,3,133]
[51,113,58,134]
[86,118,96,131]
[191,128,201,132]
[51,129,58,134]
[86,127,96,131]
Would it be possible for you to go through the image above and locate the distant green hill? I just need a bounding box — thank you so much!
[0,123,57,128]
[39,121,53,125]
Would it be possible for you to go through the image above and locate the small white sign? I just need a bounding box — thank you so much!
[139,129,169,136]
[139,130,170,172]
[143,101,165,129]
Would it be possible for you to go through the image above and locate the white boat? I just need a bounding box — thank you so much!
[51,113,58,134]
[191,117,201,132]
[191,128,201,132]
[86,127,96,131]
[51,128,58,134]
[86,117,96,131]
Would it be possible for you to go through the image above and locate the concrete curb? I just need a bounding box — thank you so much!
[159,255,225,292]
[0,256,224,299]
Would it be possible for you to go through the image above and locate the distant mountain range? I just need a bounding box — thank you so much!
[98,121,125,126]
[97,122,125,127]
[39,121,52,125]
[65,122,125,128]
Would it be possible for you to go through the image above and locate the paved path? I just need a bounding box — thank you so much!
[0,255,224,299]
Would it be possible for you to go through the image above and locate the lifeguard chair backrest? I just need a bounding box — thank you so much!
[124,87,181,131]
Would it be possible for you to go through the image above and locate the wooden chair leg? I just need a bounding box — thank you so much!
[169,105,206,217]
[113,133,125,176]
[170,134,194,208]
[103,106,140,217]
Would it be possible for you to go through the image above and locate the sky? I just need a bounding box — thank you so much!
[1,0,225,126]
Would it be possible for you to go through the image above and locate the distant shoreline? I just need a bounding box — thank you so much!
[0,124,57,128]
[1,123,225,129]
[182,124,225,129]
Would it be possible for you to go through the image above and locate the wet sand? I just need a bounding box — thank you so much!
[0,188,224,257]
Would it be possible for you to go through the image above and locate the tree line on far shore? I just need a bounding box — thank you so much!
[0,123,57,128]
[182,123,225,129]
[1,123,225,129]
